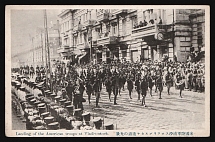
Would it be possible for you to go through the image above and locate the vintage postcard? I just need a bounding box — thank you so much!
[5,5,210,137]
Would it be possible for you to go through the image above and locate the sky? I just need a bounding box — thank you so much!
[11,9,61,56]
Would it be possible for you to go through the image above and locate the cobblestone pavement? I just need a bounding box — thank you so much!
[82,85,205,130]
[28,75,205,130]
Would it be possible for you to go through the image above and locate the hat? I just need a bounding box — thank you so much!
[104,123,114,130]
[48,122,59,130]
[44,90,50,93]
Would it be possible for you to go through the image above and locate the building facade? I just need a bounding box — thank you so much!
[11,22,61,68]
[57,9,205,64]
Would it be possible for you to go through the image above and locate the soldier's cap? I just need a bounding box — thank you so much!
[20,86,25,89]
[26,105,33,108]
[55,96,61,99]
[44,116,54,120]
[36,85,43,88]
[59,99,67,102]
[52,105,59,109]
[30,98,36,102]
[34,101,41,105]
[66,105,73,109]
[48,122,59,126]
[44,90,50,93]
[104,123,113,127]
[41,112,50,116]
[74,108,82,112]
[50,93,57,97]
[82,112,90,116]
[92,117,102,123]
[64,101,71,104]
[37,103,45,107]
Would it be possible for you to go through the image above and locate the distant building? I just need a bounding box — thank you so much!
[57,9,205,64]
[11,22,61,68]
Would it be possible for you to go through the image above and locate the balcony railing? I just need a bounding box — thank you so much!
[131,24,172,39]
[84,20,96,28]
[97,12,110,22]
[57,45,70,53]
[97,36,110,45]
[111,9,128,16]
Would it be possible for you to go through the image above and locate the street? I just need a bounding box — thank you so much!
[82,85,205,130]
[12,75,205,130]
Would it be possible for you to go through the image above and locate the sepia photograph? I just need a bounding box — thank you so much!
[5,5,210,137]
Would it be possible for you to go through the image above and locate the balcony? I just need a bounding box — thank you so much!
[84,20,96,28]
[57,45,70,53]
[131,24,172,39]
[97,12,110,23]
[97,36,110,45]
[111,9,128,17]
[132,24,157,39]
[109,36,120,44]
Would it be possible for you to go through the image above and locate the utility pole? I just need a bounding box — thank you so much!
[44,9,52,92]
[41,33,44,66]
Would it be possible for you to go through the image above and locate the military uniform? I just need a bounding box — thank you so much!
[127,78,133,99]
[112,72,119,105]
[140,76,148,106]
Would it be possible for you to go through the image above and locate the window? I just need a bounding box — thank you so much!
[132,16,137,28]
[112,25,117,35]
[80,33,82,43]
[122,19,126,35]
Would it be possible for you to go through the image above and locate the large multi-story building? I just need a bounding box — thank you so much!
[11,22,61,68]
[57,9,205,64]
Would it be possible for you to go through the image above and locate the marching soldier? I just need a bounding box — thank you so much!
[140,74,148,107]
[175,71,185,98]
[147,72,154,97]
[93,75,101,107]
[156,72,163,99]
[165,71,172,95]
[105,76,112,102]
[135,75,141,101]
[112,71,120,105]
[86,77,93,104]
[127,76,133,99]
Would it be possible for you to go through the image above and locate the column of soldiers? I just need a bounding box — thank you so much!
[12,59,205,109]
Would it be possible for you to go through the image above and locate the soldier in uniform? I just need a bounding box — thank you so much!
[156,72,163,99]
[85,77,93,104]
[93,75,101,107]
[105,76,112,102]
[175,71,185,98]
[127,76,133,99]
[36,65,40,76]
[29,65,34,78]
[135,75,141,101]
[165,71,172,95]
[140,75,148,107]
[112,71,120,105]
[35,74,41,83]
[147,72,154,97]
[66,81,75,102]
